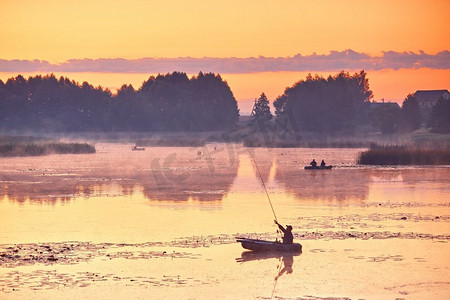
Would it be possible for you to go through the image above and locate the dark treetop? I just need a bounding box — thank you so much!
[0,72,239,132]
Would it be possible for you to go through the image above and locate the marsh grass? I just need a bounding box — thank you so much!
[0,135,49,144]
[0,142,96,157]
[357,145,450,165]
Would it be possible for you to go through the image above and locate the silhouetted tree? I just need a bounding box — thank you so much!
[0,72,239,132]
[369,104,401,134]
[428,97,450,133]
[400,94,421,132]
[116,84,135,100]
[135,72,239,131]
[248,93,272,126]
[190,72,239,130]
[273,71,372,133]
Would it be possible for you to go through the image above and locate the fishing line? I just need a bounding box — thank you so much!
[271,256,284,299]
[248,150,277,221]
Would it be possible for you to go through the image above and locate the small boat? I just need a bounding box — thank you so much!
[236,237,302,252]
[304,165,332,170]
[132,146,145,151]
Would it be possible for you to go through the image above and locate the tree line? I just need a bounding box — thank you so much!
[251,70,449,134]
[368,94,450,134]
[1,71,447,134]
[272,71,373,133]
[0,72,239,132]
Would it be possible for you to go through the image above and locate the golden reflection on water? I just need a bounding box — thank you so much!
[0,144,448,244]
[0,144,449,206]
[2,144,448,205]
[0,144,450,298]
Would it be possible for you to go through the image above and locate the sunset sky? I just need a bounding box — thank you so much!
[1,0,449,113]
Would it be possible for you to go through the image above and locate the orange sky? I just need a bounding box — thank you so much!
[1,0,449,112]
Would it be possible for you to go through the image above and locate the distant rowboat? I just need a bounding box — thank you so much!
[132,146,145,151]
[304,165,332,170]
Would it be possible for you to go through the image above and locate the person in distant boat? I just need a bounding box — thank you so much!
[310,159,317,168]
[320,159,326,167]
[274,220,293,244]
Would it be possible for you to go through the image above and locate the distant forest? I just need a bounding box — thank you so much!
[1,71,447,134]
[273,71,373,133]
[0,72,239,132]
[255,71,444,134]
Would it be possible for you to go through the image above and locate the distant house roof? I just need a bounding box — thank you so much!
[414,90,449,109]
[414,90,449,101]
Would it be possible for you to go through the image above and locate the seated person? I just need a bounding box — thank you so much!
[274,220,293,244]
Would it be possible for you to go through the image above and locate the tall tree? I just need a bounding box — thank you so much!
[0,72,239,132]
[400,94,421,132]
[369,104,401,134]
[248,93,272,126]
[273,71,373,133]
[428,97,450,133]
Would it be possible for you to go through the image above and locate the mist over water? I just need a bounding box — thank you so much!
[1,144,449,240]
[0,144,449,298]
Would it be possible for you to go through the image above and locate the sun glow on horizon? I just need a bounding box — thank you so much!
[2,68,449,114]
[1,0,449,112]
[1,0,449,60]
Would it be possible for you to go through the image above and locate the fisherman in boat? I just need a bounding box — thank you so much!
[310,159,317,168]
[320,159,326,168]
[274,220,293,244]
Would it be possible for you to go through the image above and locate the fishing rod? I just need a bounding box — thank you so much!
[248,150,278,221]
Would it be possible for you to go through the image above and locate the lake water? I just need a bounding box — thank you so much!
[0,143,449,299]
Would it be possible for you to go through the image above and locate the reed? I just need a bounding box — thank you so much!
[0,142,96,157]
[357,145,450,165]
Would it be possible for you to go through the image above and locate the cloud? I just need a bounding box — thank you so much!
[1,50,449,74]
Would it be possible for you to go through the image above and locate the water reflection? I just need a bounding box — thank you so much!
[141,160,239,201]
[1,145,449,204]
[276,170,369,201]
[250,155,273,183]
[275,165,371,201]
[236,251,300,279]
[276,254,294,279]
[275,166,450,202]
[0,174,102,204]
[0,144,240,203]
